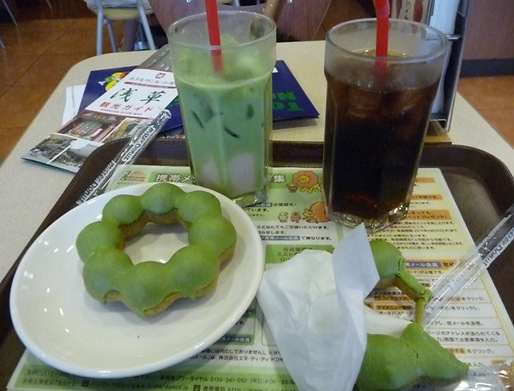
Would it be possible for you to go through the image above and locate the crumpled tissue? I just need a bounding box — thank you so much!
[256,225,382,391]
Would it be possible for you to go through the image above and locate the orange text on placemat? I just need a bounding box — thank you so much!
[407,209,451,220]
[415,176,436,183]
[411,194,443,201]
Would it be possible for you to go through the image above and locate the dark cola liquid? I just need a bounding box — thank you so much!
[323,71,439,222]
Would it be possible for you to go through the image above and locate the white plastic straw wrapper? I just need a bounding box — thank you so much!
[76,109,171,205]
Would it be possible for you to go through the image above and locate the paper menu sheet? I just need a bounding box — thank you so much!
[9,167,514,391]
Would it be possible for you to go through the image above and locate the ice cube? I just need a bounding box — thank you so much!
[346,86,382,119]
[228,153,258,195]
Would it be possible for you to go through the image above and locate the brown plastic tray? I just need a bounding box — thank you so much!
[1,140,514,387]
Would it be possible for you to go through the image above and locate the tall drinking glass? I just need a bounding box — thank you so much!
[323,18,448,231]
[167,11,276,207]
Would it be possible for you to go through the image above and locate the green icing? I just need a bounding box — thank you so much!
[140,183,185,214]
[356,323,468,390]
[188,215,237,257]
[116,261,171,315]
[113,245,219,316]
[82,247,132,301]
[102,194,143,225]
[370,239,404,288]
[76,220,122,262]
[177,191,222,223]
[401,323,468,382]
[357,333,420,391]
[165,244,219,296]
[75,183,236,317]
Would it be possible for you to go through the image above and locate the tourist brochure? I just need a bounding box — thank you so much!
[22,67,178,173]
[7,167,513,390]
[22,59,319,174]
[78,60,319,130]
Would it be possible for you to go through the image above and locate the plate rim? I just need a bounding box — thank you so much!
[9,182,264,378]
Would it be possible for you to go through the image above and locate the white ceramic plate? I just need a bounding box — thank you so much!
[10,183,264,378]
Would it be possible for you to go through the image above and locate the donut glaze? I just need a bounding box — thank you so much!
[76,183,237,316]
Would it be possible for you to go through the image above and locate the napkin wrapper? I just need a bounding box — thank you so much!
[257,225,384,391]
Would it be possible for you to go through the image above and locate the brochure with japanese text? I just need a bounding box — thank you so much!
[78,60,319,132]
[23,60,318,174]
[22,68,178,173]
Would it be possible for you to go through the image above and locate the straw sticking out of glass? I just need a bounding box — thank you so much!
[205,0,223,74]
[373,0,390,57]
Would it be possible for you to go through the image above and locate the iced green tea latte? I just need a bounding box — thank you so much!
[168,11,276,206]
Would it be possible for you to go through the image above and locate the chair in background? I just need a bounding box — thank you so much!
[0,0,52,48]
[0,0,51,26]
[271,0,332,41]
[90,0,156,55]
[0,0,17,49]
[149,0,332,42]
[1,0,17,26]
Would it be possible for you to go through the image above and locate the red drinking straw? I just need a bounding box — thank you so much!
[373,0,390,57]
[205,0,223,74]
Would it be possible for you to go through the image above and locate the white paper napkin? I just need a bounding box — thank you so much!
[257,225,380,391]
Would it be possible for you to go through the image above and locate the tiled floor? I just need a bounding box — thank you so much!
[0,3,513,162]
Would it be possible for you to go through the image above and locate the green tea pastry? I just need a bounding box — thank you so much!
[355,240,468,390]
[356,323,468,390]
[76,183,237,316]
[370,240,432,324]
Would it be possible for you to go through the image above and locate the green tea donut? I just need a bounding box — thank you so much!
[76,183,237,317]
[356,323,468,390]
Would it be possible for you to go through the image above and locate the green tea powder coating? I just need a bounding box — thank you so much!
[75,183,237,317]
